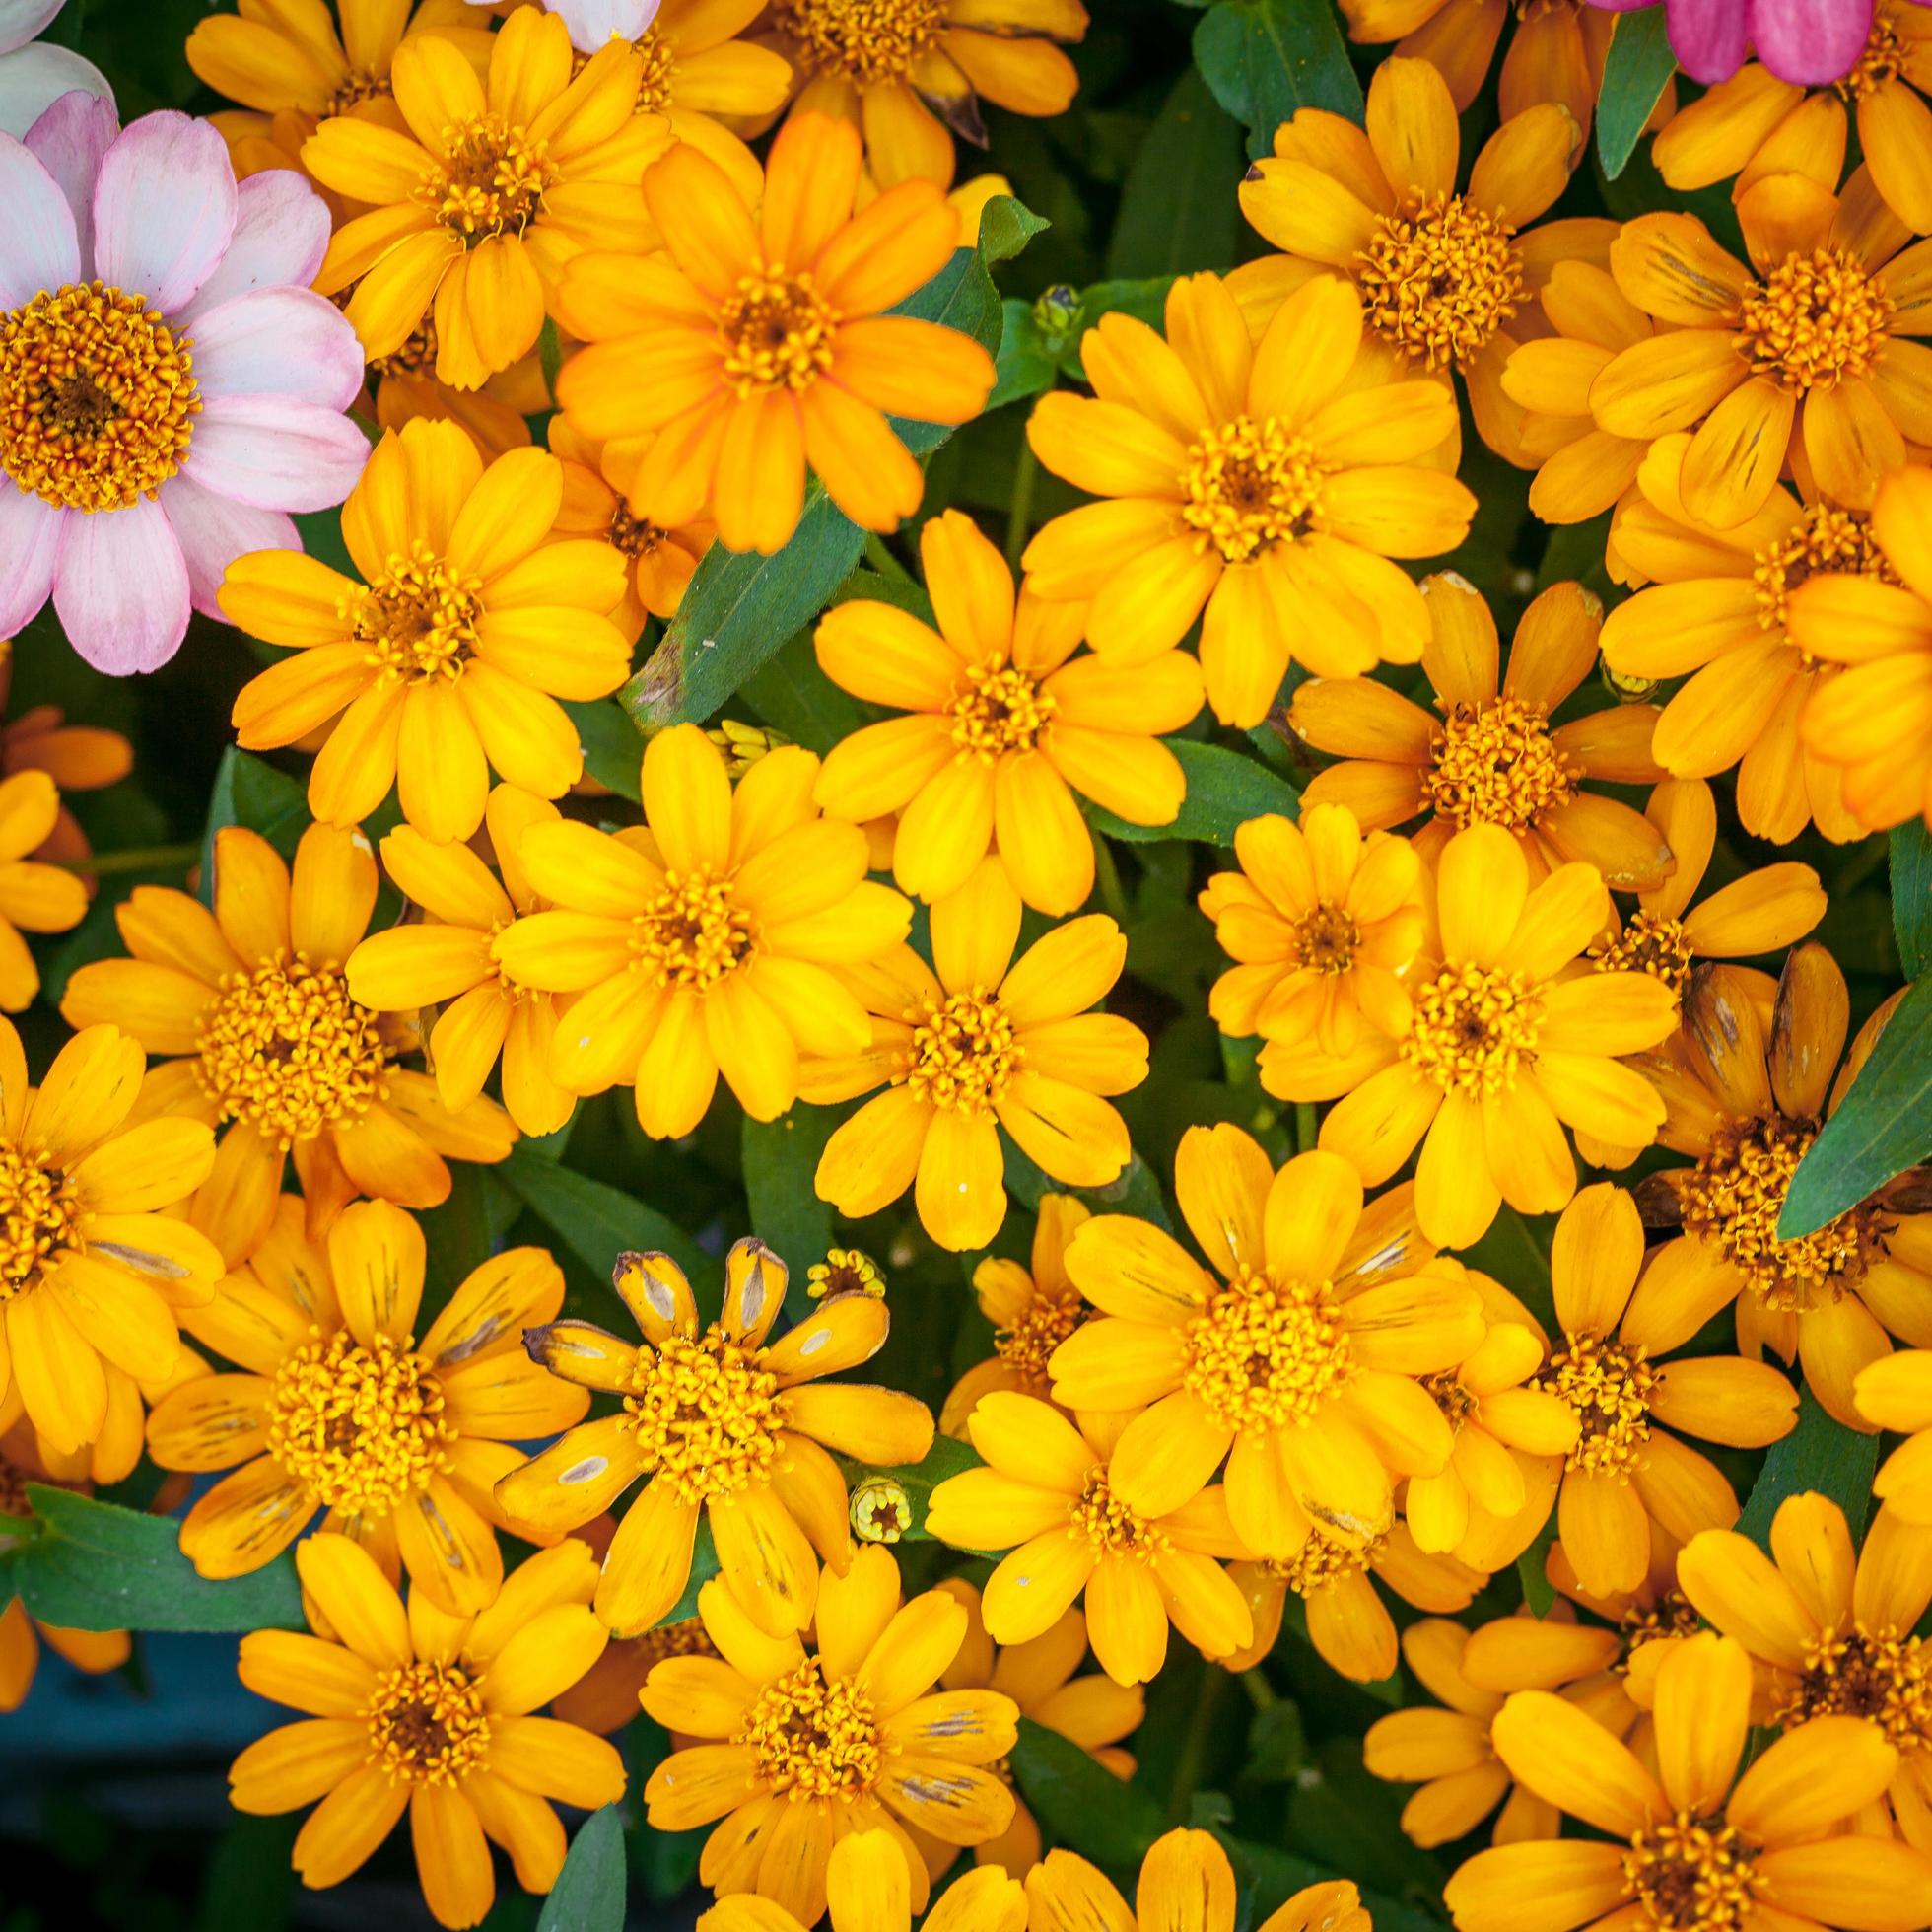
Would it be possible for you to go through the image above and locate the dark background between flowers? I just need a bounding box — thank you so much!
[0,0,1913,1927]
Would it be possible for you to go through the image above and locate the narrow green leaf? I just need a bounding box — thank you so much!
[1192,0,1364,160]
[1009,1717,1166,1868]
[197,746,310,909]
[536,1805,626,1932]
[1086,740,1298,845]
[1516,1512,1559,1617]
[497,1140,705,1283]
[537,316,565,397]
[1105,68,1242,279]
[1736,1390,1880,1551]
[1780,974,1932,1236]
[14,1485,304,1634]
[743,1106,838,1309]
[1893,820,1932,978]
[1595,7,1676,179]
[738,627,872,754]
[560,699,644,802]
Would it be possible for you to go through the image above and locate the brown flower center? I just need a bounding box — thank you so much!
[1357,192,1526,370]
[1182,414,1330,564]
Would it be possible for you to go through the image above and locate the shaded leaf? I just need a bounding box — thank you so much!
[1009,1716,1165,1868]
[1192,0,1364,161]
[535,1805,626,1932]
[561,699,644,803]
[1736,1389,1880,1551]
[1596,7,1676,180]
[197,746,310,909]
[498,1139,706,1283]
[1086,740,1299,845]
[1893,820,1932,978]
[743,1106,839,1309]
[1105,67,1242,278]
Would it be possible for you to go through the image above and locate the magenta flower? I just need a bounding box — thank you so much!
[1589,0,1874,83]
[0,97,370,673]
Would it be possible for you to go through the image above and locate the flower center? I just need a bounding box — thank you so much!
[607,502,667,558]
[1290,904,1360,975]
[0,1145,84,1302]
[738,1656,882,1800]
[1753,503,1897,651]
[1182,1265,1353,1434]
[365,1660,491,1785]
[1422,1370,1478,1431]
[1672,1116,1885,1313]
[0,284,199,512]
[851,1474,913,1543]
[1425,697,1575,832]
[326,69,393,114]
[636,1615,718,1667]
[1736,249,1894,392]
[1780,1623,1932,1750]
[197,955,389,1145]
[1267,1526,1380,1597]
[1357,193,1526,371]
[1181,414,1330,565]
[630,870,757,991]
[719,267,839,397]
[904,990,1020,1114]
[994,1286,1085,1385]
[267,1329,451,1515]
[1401,963,1544,1097]
[631,25,679,112]
[808,1248,886,1299]
[771,0,945,84]
[1623,1813,1759,1932]
[948,661,1055,758]
[1618,1592,1701,1671]
[1836,2,1906,100]
[1069,1465,1167,1560]
[1537,1332,1655,1479]
[368,318,437,379]
[1590,911,1695,996]
[621,1326,787,1504]
[351,543,484,684]
[419,115,555,242]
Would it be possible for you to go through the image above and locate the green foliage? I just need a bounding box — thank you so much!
[536,1807,627,1932]
[197,746,310,906]
[1087,741,1299,845]
[1190,0,1365,158]
[1106,69,1243,278]
[743,1107,839,1308]
[498,1138,706,1283]
[1892,821,1932,977]
[1736,1392,1881,1550]
[1595,8,1677,179]
[1009,1717,1166,1868]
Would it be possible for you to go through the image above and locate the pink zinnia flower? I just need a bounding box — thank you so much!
[1588,0,1874,83]
[0,96,369,672]
[0,0,109,137]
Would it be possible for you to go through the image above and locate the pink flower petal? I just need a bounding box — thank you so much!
[0,0,65,57]
[190,286,365,411]
[51,496,191,673]
[0,128,76,304]
[177,169,331,323]
[550,0,658,50]
[92,109,236,312]
[24,87,115,261]
[0,43,109,140]
[185,394,373,512]
[1665,0,1751,79]
[1750,0,1872,83]
[158,471,296,619]
[0,487,61,635]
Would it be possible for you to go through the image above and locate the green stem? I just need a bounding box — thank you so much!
[1092,834,1130,926]
[1295,1101,1317,1153]
[863,533,915,584]
[1004,443,1039,573]
[1236,1665,1277,1711]
[1164,1664,1228,1828]
[60,843,201,877]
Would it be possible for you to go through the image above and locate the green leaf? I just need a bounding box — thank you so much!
[535,1805,626,1932]
[1086,740,1298,845]
[737,626,872,754]
[1057,279,1177,380]
[839,1433,983,1542]
[743,1106,838,1309]
[1005,1143,1173,1231]
[1009,1717,1165,1868]
[1192,0,1364,161]
[1736,1390,1880,1551]
[1893,821,1932,978]
[1226,1833,1446,1932]
[975,195,1052,267]
[197,746,310,909]
[990,297,1057,410]
[1516,1511,1560,1617]
[194,1815,299,1932]
[1105,68,1242,279]
[497,1140,705,1283]
[537,317,566,398]
[14,1485,304,1634]
[560,699,644,802]
[1595,7,1676,180]
[1780,974,1932,1237]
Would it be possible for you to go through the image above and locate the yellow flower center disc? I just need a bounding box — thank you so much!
[1183,1265,1354,1434]
[268,1329,451,1515]
[1401,961,1546,1098]
[773,0,946,85]
[738,1656,882,1798]
[1736,248,1894,392]
[1426,696,1576,833]
[623,1326,787,1503]
[366,1660,492,1785]
[1358,191,1526,371]
[0,1145,83,1302]
[1181,413,1332,566]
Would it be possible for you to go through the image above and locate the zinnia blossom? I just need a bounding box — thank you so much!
[808,857,1146,1252]
[1022,271,1472,727]
[0,0,109,137]
[642,1547,1019,1925]
[1856,1350,1932,1519]
[498,1238,934,1636]
[813,509,1203,914]
[221,418,634,846]
[1447,1629,1932,1931]
[148,1197,586,1613]
[60,820,518,1268]
[0,97,368,671]
[1053,1124,1481,1554]
[493,724,911,1138]
[230,1532,625,1931]
[554,111,996,555]
[695,1828,1026,1932]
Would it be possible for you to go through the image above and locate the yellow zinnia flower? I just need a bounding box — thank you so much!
[1291,576,1672,891]
[1026,1828,1367,1932]
[0,769,87,1010]
[625,0,794,204]
[764,0,1085,190]
[147,1196,585,1613]
[1652,1,1932,233]
[230,1532,625,1932]
[1199,802,1426,1061]
[642,1545,1018,1925]
[1237,55,1594,458]
[1053,1122,1481,1554]
[1267,824,1679,1249]
[1447,1631,1932,1932]
[60,820,517,1268]
[1792,466,1932,834]
[1529,1184,1797,1600]
[493,724,910,1138]
[222,420,633,847]
[554,112,996,556]
[814,509,1203,913]
[304,8,655,386]
[1591,168,1932,528]
[927,1391,1252,1686]
[696,1828,1025,1932]
[940,1193,1090,1434]
[1678,1495,1932,1850]
[1858,1351,1932,1521]
[347,787,575,1138]
[0,1016,223,1457]
[808,857,1145,1253]
[1022,270,1472,727]
[498,1238,933,1636]
[370,324,548,462]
